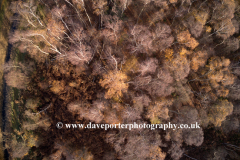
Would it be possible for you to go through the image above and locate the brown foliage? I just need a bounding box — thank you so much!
[102,15,123,44]
[50,80,65,94]
[177,30,199,49]
[48,142,94,160]
[10,0,240,159]
[99,70,129,99]
[121,56,139,74]
[129,25,153,54]
[221,117,239,134]
[116,0,133,13]
[3,60,35,89]
[4,70,29,89]
[67,45,94,66]
[106,130,164,160]
[168,143,184,160]
[33,61,99,105]
[104,108,122,124]
[134,74,174,98]
[138,58,158,76]
[92,0,108,15]
[23,110,51,131]
[147,98,173,123]
[68,101,104,123]
[191,50,208,71]
[210,0,236,39]
[217,37,240,55]
[175,82,193,105]
[166,55,190,81]
[183,9,209,38]
[152,23,174,51]
[183,128,204,146]
[121,106,142,122]
[198,56,235,100]
[208,99,234,127]
[133,94,151,112]
[228,80,240,100]
[133,68,174,98]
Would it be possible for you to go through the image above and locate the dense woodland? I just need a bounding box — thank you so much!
[2,0,240,159]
